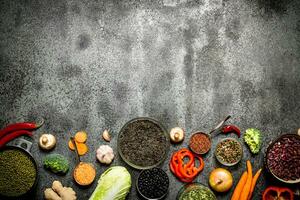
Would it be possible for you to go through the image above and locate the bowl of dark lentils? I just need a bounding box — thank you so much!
[266,133,300,184]
[136,167,169,200]
[118,117,169,169]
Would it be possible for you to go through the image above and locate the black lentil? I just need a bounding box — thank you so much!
[137,168,169,199]
[118,119,168,168]
[0,149,36,197]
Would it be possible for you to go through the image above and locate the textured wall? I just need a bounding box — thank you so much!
[0,0,299,199]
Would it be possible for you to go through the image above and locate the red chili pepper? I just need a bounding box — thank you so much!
[262,186,294,200]
[222,125,241,137]
[0,130,33,148]
[0,119,43,139]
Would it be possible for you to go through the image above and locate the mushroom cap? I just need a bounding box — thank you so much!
[39,134,56,150]
[170,127,185,143]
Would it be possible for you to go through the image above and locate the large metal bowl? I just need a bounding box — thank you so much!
[0,138,38,199]
[117,117,169,170]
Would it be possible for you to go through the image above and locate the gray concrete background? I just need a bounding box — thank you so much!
[0,0,299,199]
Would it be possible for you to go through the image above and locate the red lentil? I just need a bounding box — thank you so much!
[189,132,211,154]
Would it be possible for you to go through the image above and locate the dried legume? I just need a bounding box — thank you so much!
[267,134,300,181]
[137,168,169,199]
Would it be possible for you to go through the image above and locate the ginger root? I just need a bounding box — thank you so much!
[44,181,76,200]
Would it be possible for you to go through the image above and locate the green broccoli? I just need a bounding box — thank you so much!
[244,128,262,154]
[43,153,69,174]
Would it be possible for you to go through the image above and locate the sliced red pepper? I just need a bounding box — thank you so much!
[178,150,194,168]
[179,176,194,183]
[263,186,294,200]
[169,148,205,183]
[222,125,241,137]
[193,155,205,173]
[171,152,184,179]
[0,130,33,148]
[0,119,44,139]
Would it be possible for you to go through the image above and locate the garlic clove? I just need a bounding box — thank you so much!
[102,129,111,142]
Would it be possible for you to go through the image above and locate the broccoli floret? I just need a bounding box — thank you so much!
[244,128,262,154]
[43,153,69,174]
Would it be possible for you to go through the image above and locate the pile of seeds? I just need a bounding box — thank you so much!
[267,134,300,181]
[137,168,169,199]
[118,119,168,168]
[215,139,242,164]
[0,149,37,196]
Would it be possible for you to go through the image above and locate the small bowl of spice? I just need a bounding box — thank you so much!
[189,132,211,155]
[215,138,243,166]
[136,167,169,200]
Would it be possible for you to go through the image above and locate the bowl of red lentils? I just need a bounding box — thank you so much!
[189,132,212,155]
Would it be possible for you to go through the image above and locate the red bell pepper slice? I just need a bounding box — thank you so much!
[169,148,205,183]
[263,186,294,200]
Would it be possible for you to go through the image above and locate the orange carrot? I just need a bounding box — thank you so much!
[247,168,262,200]
[68,140,76,150]
[240,160,253,200]
[231,171,248,200]
[75,131,87,143]
[76,142,88,156]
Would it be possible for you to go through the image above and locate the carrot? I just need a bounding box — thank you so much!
[231,171,248,200]
[76,142,88,156]
[247,168,262,200]
[75,131,87,143]
[68,140,88,155]
[68,140,76,150]
[239,160,253,200]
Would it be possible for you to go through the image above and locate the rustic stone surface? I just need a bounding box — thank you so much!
[0,0,299,199]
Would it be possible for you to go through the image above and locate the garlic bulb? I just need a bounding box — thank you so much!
[96,145,114,164]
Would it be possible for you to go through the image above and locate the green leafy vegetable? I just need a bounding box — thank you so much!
[89,166,131,200]
[43,153,69,174]
[244,128,262,154]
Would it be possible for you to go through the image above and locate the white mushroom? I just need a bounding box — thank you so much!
[96,145,114,164]
[170,127,185,143]
[39,134,56,150]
